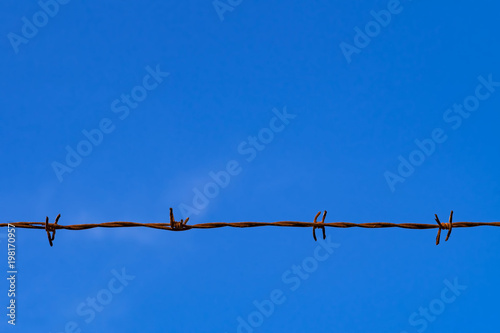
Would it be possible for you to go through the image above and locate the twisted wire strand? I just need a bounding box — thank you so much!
[1,209,499,246]
[2,221,500,230]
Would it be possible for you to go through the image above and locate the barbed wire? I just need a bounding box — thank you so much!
[1,209,500,247]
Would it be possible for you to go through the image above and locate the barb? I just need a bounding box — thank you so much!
[45,214,60,247]
[169,208,190,231]
[313,211,327,241]
[2,209,500,247]
[435,210,453,245]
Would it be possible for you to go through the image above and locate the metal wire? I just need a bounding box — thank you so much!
[1,209,499,246]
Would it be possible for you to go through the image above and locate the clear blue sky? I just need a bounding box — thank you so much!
[1,0,499,332]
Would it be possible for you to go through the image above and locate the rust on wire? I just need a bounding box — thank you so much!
[2,208,500,247]
[435,210,453,245]
[313,210,327,241]
[169,208,190,231]
[45,213,60,247]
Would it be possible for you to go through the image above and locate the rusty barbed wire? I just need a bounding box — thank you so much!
[1,209,500,247]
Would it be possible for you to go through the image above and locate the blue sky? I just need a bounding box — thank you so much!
[1,0,499,332]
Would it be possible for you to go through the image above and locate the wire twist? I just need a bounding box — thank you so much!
[45,214,61,247]
[313,210,327,241]
[2,208,500,247]
[169,208,190,231]
[435,210,453,245]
